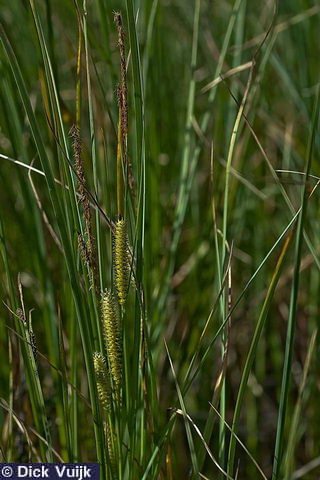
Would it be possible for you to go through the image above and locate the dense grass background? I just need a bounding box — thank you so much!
[0,0,319,479]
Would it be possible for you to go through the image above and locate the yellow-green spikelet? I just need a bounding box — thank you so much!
[106,423,117,478]
[93,352,111,411]
[101,290,122,391]
[113,218,129,305]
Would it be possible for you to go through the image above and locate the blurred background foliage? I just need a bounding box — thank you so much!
[0,0,319,479]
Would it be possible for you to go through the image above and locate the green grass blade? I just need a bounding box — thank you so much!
[272,87,320,480]
[227,233,292,476]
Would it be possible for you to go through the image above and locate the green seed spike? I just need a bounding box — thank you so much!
[93,352,111,412]
[113,218,129,305]
[101,290,122,392]
[106,423,117,479]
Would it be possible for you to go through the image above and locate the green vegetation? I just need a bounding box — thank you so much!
[0,1,319,479]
